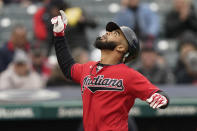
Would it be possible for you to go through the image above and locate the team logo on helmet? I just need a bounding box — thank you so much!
[82,75,124,93]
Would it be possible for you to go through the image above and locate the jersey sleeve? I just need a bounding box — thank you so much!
[127,70,159,101]
[71,63,84,83]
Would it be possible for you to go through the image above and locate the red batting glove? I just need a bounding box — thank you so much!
[51,10,68,37]
[146,93,168,109]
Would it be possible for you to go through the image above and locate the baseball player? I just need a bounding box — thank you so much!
[51,10,169,131]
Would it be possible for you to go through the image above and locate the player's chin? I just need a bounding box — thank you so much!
[94,39,117,51]
[94,38,105,49]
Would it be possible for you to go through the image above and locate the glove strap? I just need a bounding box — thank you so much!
[54,31,65,37]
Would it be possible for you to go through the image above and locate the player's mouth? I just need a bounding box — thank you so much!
[96,35,107,42]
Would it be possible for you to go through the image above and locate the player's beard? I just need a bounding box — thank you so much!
[94,37,118,51]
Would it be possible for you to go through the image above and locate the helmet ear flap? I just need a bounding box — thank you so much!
[124,52,130,58]
[124,53,134,63]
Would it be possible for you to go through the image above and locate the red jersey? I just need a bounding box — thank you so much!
[71,61,159,131]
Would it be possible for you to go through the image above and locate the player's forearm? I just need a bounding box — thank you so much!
[54,36,75,80]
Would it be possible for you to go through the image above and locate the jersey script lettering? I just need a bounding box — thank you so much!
[82,75,124,93]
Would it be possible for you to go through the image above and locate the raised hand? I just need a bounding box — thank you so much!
[51,10,68,37]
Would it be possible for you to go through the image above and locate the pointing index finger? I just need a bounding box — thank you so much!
[59,10,68,24]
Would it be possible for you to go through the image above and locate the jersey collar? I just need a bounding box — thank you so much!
[97,61,123,67]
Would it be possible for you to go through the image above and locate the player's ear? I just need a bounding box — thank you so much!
[116,41,128,53]
[115,45,127,53]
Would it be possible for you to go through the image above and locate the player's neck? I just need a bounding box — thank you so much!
[100,50,122,65]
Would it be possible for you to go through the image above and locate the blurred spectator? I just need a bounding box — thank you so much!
[121,0,129,8]
[47,47,89,87]
[175,32,197,84]
[33,0,52,42]
[46,64,77,87]
[65,7,97,50]
[31,48,51,82]
[165,0,197,38]
[33,0,97,55]
[72,47,89,64]
[0,50,43,89]
[137,48,174,84]
[0,0,3,7]
[0,25,30,73]
[33,0,67,55]
[115,0,159,48]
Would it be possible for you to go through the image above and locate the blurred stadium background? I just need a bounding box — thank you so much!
[0,0,197,131]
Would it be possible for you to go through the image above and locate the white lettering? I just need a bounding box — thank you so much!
[157,106,197,116]
[58,107,82,118]
[0,108,34,118]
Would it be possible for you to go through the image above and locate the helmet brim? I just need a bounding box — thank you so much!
[106,22,121,32]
